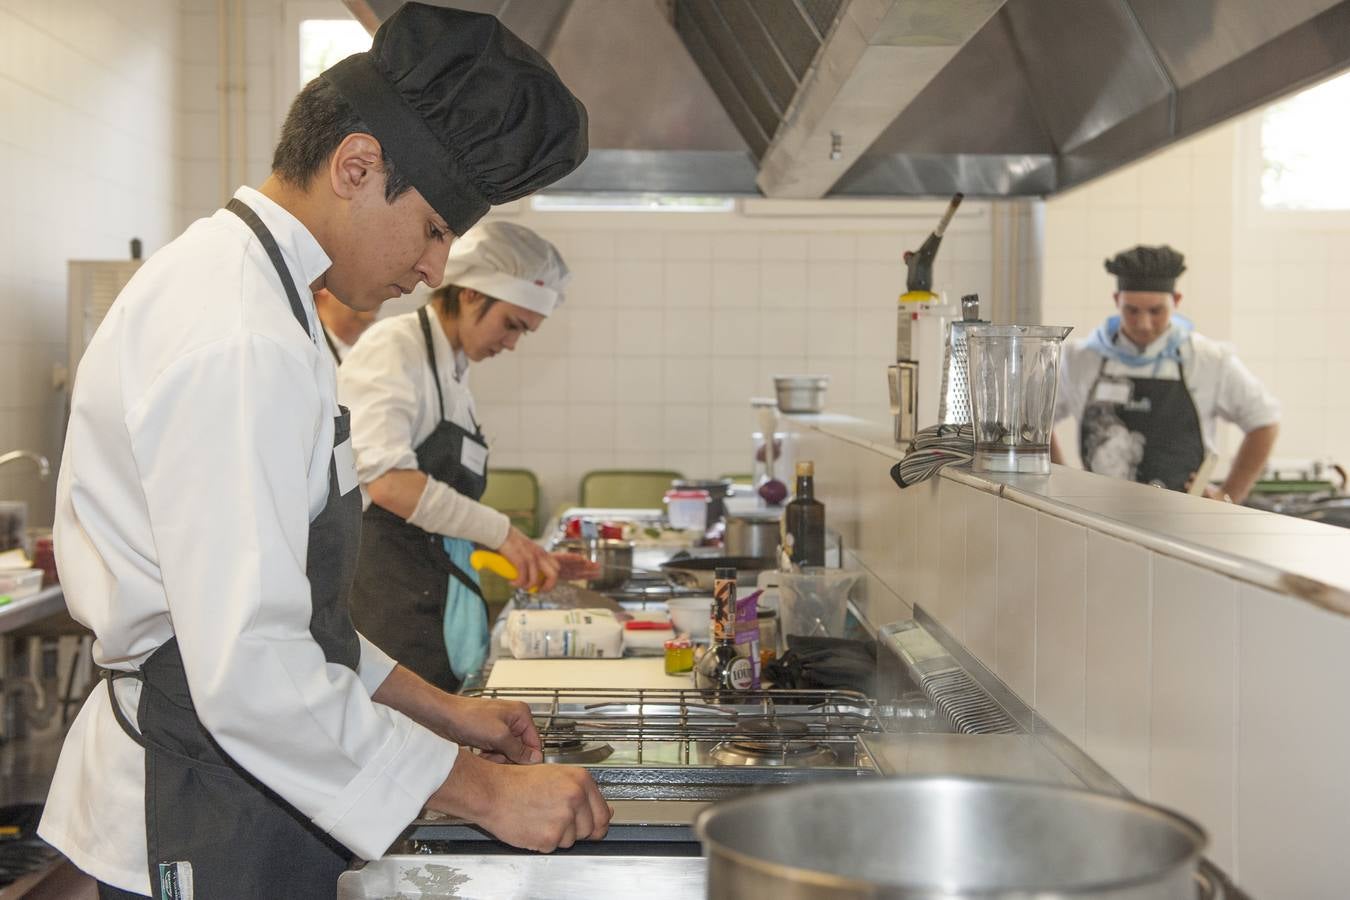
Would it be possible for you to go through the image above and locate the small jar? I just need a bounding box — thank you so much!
[663,637,694,675]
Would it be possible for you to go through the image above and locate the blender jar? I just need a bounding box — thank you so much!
[966,324,1073,475]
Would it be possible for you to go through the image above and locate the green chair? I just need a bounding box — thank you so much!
[481,468,542,539]
[579,469,684,509]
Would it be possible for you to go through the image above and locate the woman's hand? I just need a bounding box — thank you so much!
[496,527,559,592]
[553,552,601,582]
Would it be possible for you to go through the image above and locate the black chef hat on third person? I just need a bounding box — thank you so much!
[321,2,588,236]
[1104,245,1187,294]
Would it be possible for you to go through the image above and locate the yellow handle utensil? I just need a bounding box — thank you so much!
[469,550,539,593]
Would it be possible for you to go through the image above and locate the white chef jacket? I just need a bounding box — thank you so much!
[41,186,456,894]
[337,309,511,549]
[1054,326,1281,452]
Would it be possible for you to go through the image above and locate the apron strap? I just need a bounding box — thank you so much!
[418,305,483,434]
[321,324,342,365]
[103,669,148,749]
[446,556,485,601]
[418,306,450,422]
[225,198,311,335]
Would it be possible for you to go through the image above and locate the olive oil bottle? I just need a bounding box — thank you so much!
[783,461,825,567]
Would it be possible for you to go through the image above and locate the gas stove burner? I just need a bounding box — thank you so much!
[535,717,614,765]
[710,716,838,768]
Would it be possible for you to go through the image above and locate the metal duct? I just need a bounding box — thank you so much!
[343,0,1350,198]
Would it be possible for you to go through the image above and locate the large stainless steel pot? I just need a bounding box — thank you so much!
[723,513,781,560]
[696,777,1207,899]
[552,538,633,590]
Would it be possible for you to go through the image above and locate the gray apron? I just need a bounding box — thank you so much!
[105,197,363,899]
[348,305,489,691]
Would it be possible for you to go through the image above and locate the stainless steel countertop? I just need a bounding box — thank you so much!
[0,584,65,635]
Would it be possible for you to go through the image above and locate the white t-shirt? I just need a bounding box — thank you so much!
[338,308,511,549]
[41,186,456,893]
[1054,325,1281,453]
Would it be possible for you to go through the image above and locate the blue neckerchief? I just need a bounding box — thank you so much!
[442,536,488,680]
[1085,313,1193,376]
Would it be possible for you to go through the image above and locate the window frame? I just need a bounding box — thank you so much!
[274,1,370,136]
[1237,74,1350,232]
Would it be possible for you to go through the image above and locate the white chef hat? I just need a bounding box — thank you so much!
[440,221,569,317]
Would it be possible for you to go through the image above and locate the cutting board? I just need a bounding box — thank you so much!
[485,657,690,702]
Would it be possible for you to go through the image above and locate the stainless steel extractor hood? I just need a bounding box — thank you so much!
[343,0,1350,198]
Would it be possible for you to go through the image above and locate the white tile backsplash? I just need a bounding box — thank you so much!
[1034,514,1087,745]
[1235,586,1350,897]
[963,488,998,669]
[995,499,1038,703]
[1150,557,1238,870]
[1083,532,1152,797]
[932,482,967,639]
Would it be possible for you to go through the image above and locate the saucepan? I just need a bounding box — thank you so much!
[551,538,634,590]
[697,776,1216,899]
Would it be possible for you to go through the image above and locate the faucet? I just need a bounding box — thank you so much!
[0,450,51,480]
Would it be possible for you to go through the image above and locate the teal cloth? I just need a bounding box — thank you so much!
[442,537,489,680]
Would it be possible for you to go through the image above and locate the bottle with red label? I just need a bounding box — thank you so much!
[694,567,753,700]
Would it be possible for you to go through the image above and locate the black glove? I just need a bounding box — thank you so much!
[764,636,877,694]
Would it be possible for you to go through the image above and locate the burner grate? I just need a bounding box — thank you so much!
[468,687,882,761]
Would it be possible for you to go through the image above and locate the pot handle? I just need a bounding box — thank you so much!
[1194,858,1248,900]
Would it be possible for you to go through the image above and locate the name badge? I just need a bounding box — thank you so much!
[461,437,488,476]
[1092,380,1131,405]
[333,437,358,496]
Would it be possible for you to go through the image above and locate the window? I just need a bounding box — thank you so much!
[297,18,371,88]
[1259,70,1350,211]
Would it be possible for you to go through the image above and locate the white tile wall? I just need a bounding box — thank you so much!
[1236,586,1350,897]
[1083,532,1152,797]
[470,207,993,514]
[994,500,1037,702]
[0,0,179,524]
[1149,558,1239,870]
[1034,514,1087,746]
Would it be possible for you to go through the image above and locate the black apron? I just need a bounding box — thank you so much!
[104,198,363,899]
[348,305,489,691]
[1079,350,1205,491]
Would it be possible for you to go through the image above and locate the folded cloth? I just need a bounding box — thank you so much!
[889,423,974,488]
[763,635,877,695]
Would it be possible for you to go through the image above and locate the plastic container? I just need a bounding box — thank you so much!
[664,489,710,531]
[776,569,860,640]
[966,324,1073,475]
[0,568,42,600]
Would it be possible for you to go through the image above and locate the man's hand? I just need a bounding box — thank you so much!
[437,695,542,763]
[497,527,559,592]
[430,751,612,852]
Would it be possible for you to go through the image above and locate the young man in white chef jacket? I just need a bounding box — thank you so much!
[1051,244,1279,503]
[41,5,609,898]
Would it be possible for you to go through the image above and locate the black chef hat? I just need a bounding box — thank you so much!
[321,2,588,236]
[1104,245,1187,294]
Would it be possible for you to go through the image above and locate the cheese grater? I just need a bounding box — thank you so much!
[937,294,986,425]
